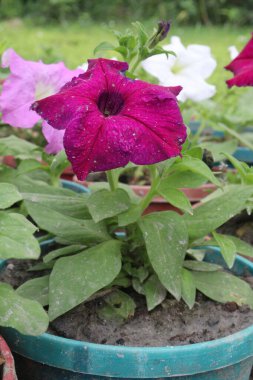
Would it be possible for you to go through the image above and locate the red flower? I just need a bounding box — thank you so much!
[225,33,253,88]
[32,59,187,180]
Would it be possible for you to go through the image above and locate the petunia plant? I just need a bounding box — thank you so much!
[1,23,253,335]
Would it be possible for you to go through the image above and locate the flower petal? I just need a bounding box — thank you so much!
[225,34,253,87]
[142,36,216,102]
[0,49,83,128]
[42,122,64,154]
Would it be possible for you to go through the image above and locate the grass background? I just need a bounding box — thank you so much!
[0,20,251,91]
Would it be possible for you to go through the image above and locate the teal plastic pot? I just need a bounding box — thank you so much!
[1,248,253,380]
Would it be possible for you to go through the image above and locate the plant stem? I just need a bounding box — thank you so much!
[106,170,117,191]
[139,166,160,213]
[129,56,143,75]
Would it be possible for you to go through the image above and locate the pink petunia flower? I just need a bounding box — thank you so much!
[32,58,187,180]
[225,33,253,88]
[0,49,83,152]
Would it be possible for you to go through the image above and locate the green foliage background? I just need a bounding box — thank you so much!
[0,0,252,26]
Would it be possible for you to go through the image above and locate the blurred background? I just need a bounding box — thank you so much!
[0,0,252,144]
[0,0,251,67]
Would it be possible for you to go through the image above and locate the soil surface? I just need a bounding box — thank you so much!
[1,259,253,347]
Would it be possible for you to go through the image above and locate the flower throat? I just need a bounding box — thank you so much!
[98,91,124,117]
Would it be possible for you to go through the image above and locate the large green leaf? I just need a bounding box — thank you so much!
[0,282,49,335]
[48,240,122,320]
[0,212,40,260]
[0,183,22,209]
[23,192,90,219]
[25,201,110,244]
[184,185,253,241]
[139,211,188,300]
[87,189,131,223]
[16,275,49,306]
[192,271,253,308]
[0,136,40,159]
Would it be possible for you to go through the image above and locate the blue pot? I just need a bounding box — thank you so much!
[189,122,253,165]
[233,147,253,165]
[1,247,253,380]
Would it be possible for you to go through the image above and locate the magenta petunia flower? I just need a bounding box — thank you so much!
[0,49,83,129]
[225,33,253,88]
[32,58,187,180]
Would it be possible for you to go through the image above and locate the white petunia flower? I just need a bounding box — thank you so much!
[142,36,217,102]
[228,46,239,60]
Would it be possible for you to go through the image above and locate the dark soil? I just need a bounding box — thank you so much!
[1,258,253,347]
[218,210,253,246]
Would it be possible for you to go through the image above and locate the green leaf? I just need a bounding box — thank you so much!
[124,263,149,283]
[16,275,49,306]
[43,244,85,263]
[222,153,248,177]
[199,235,253,259]
[118,205,142,226]
[226,235,253,258]
[181,268,196,309]
[212,232,237,268]
[175,156,220,186]
[161,171,207,188]
[0,136,40,160]
[99,290,136,320]
[23,191,90,219]
[157,186,192,214]
[0,183,22,209]
[50,151,70,178]
[48,240,122,320]
[17,159,44,175]
[0,282,49,335]
[183,260,222,271]
[87,189,131,223]
[87,182,140,203]
[192,271,253,308]
[139,211,188,300]
[184,185,253,241]
[28,262,54,271]
[25,201,110,244]
[0,212,40,260]
[93,41,115,56]
[143,274,167,311]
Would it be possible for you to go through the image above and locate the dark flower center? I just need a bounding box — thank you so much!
[98,91,124,117]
